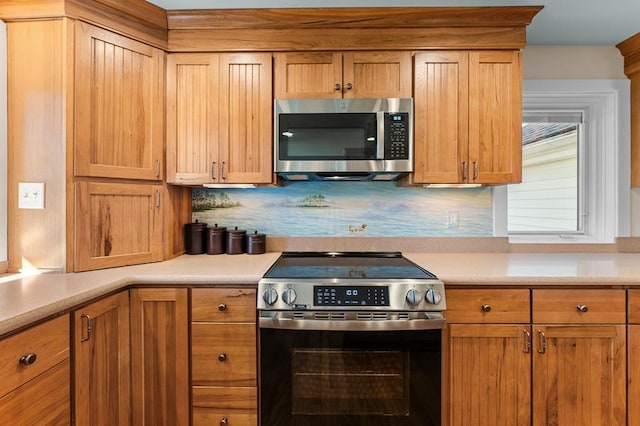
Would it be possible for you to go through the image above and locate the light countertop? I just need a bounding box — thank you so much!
[1,251,640,336]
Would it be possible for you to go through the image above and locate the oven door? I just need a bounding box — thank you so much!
[259,319,441,426]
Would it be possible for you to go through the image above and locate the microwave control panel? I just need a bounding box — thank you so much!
[384,113,410,160]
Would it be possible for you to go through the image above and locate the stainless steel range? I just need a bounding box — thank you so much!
[257,252,445,426]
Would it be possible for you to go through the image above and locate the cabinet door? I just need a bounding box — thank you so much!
[447,324,531,426]
[629,325,640,425]
[274,52,343,98]
[218,53,273,183]
[166,54,219,184]
[131,288,189,426]
[413,51,469,183]
[532,325,625,426]
[468,51,522,184]
[74,181,163,271]
[74,292,130,426]
[343,51,412,98]
[75,21,164,180]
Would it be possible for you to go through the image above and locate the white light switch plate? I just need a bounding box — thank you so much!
[18,182,45,209]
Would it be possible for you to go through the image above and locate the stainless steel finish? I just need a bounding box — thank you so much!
[462,161,468,180]
[274,98,413,180]
[258,278,445,311]
[346,82,353,90]
[259,310,445,331]
[156,159,160,177]
[523,329,531,353]
[577,304,589,312]
[19,353,37,365]
[425,288,442,305]
[334,83,341,91]
[473,161,479,181]
[537,329,547,354]
[211,162,216,180]
[405,289,420,306]
[218,353,227,362]
[218,303,227,312]
[281,288,297,305]
[221,161,226,180]
[481,304,492,312]
[156,189,160,208]
[80,313,92,342]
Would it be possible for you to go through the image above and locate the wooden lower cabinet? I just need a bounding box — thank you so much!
[192,387,258,426]
[131,288,189,425]
[74,291,131,425]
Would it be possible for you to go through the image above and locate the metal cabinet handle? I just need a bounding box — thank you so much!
[155,159,161,178]
[221,161,226,180]
[523,329,531,353]
[481,304,492,312]
[218,303,227,312]
[473,161,479,181]
[19,353,37,366]
[80,313,92,342]
[218,353,227,362]
[220,417,228,426]
[462,161,468,181]
[577,304,589,313]
[537,329,546,354]
[156,189,160,208]
[345,82,353,90]
[211,162,216,180]
[334,83,341,91]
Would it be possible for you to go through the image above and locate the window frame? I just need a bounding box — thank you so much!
[493,79,630,244]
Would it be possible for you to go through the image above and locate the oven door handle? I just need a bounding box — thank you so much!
[259,316,445,331]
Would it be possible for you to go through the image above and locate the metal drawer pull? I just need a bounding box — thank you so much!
[523,330,531,353]
[80,313,92,342]
[473,161,479,180]
[221,162,226,180]
[462,161,468,180]
[220,417,228,426]
[218,303,227,312]
[218,353,227,362]
[577,304,589,313]
[481,304,492,312]
[211,162,216,180]
[19,353,37,366]
[537,330,546,354]
[334,83,341,91]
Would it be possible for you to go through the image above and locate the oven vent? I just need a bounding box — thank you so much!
[357,312,389,321]
[292,312,305,320]
[398,312,410,320]
[314,312,346,320]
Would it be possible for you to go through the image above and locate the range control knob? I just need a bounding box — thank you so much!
[282,288,297,306]
[406,289,421,306]
[425,288,443,305]
[262,287,278,306]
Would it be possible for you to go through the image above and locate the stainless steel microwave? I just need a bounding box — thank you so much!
[274,98,413,181]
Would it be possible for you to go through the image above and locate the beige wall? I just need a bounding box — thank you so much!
[523,46,626,79]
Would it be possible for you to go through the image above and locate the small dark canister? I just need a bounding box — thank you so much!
[184,220,207,255]
[226,227,247,254]
[206,224,227,255]
[246,231,266,255]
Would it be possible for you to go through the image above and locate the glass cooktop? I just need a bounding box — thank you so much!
[262,251,437,280]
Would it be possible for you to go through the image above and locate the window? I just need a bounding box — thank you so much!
[493,80,630,244]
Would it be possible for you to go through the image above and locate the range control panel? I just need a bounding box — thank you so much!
[315,285,390,306]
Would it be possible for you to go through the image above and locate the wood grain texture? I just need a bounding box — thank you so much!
[629,289,640,323]
[445,289,530,324]
[532,289,626,324]
[163,184,191,259]
[447,324,531,426]
[75,21,164,180]
[74,292,131,426]
[130,288,189,426]
[532,325,626,426]
[192,407,257,426]
[274,52,343,99]
[616,33,639,187]
[413,51,469,183]
[345,51,412,98]
[192,288,257,322]
[0,315,69,397]
[627,325,640,425]
[616,32,640,77]
[0,359,71,425]
[192,386,257,410]
[74,181,163,271]
[191,323,257,387]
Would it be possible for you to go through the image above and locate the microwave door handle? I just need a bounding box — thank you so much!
[377,111,385,160]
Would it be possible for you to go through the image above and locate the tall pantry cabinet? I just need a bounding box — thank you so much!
[2,1,189,272]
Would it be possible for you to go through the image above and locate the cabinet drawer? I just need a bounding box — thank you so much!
[0,315,69,397]
[193,386,257,410]
[192,323,256,386]
[193,407,257,426]
[192,288,256,322]
[445,289,530,323]
[629,289,640,323]
[533,289,625,324]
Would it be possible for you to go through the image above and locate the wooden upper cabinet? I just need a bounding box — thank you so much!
[274,51,412,99]
[413,50,522,184]
[74,181,163,271]
[75,21,164,180]
[167,52,273,185]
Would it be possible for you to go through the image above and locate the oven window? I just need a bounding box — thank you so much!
[291,349,409,416]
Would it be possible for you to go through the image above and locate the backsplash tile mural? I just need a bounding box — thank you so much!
[192,182,493,237]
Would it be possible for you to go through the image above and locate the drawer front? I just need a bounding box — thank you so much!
[533,289,626,324]
[192,323,256,386]
[0,358,70,424]
[193,407,257,426]
[629,289,640,323]
[192,386,257,410]
[192,288,256,322]
[0,315,70,396]
[445,289,530,323]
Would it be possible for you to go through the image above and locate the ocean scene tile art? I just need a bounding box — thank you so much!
[192,182,493,237]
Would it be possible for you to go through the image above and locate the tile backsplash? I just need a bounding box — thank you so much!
[192,182,493,237]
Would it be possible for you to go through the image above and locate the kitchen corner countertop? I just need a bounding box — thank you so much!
[2,251,640,336]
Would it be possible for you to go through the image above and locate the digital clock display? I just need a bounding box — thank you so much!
[314,285,389,306]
